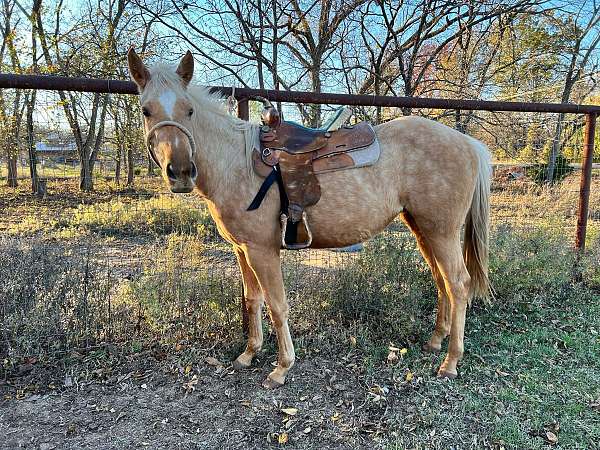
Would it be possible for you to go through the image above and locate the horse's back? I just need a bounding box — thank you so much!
[306,116,487,247]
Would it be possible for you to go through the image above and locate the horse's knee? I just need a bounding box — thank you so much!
[246,296,263,314]
[268,303,289,328]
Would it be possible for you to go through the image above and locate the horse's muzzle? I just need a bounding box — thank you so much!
[170,186,193,194]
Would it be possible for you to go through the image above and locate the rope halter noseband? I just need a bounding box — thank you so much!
[145,120,197,169]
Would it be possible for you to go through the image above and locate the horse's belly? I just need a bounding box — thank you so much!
[306,168,403,248]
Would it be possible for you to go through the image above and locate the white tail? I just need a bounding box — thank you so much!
[464,139,492,300]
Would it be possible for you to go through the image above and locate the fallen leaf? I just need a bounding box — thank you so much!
[387,351,398,364]
[278,432,288,444]
[349,336,357,346]
[545,431,558,444]
[496,368,510,377]
[400,348,408,355]
[182,375,199,393]
[281,407,298,416]
[184,365,192,375]
[205,357,222,367]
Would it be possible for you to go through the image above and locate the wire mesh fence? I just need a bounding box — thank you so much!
[1,88,599,375]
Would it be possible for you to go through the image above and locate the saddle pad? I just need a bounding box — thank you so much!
[312,136,381,173]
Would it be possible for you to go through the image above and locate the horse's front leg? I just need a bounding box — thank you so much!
[232,247,264,370]
[244,245,294,389]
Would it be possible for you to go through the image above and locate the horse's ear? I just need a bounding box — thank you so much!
[127,47,150,90]
[176,50,194,87]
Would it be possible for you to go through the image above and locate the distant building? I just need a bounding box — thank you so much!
[35,134,78,163]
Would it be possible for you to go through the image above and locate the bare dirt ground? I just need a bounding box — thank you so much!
[1,348,450,450]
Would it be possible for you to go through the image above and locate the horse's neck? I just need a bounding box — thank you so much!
[192,113,255,204]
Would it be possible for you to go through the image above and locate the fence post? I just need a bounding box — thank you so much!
[237,97,250,335]
[575,113,596,251]
[237,98,249,121]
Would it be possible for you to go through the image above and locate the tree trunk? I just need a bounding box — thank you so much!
[80,158,93,191]
[147,155,154,176]
[26,93,39,194]
[546,112,565,183]
[309,60,321,127]
[126,143,134,186]
[6,157,17,187]
[455,110,466,134]
[115,144,121,184]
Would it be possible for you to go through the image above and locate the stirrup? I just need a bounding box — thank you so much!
[280,211,312,250]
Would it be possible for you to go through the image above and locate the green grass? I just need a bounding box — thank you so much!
[380,288,600,448]
[64,196,216,237]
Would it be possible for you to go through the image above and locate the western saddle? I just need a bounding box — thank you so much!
[248,99,380,249]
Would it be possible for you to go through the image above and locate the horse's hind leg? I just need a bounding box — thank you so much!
[427,230,472,379]
[401,212,450,352]
[233,247,264,370]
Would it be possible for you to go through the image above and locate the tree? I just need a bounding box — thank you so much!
[33,0,132,191]
[0,0,27,187]
[546,1,600,182]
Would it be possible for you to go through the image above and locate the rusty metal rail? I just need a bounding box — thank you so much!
[2,73,600,114]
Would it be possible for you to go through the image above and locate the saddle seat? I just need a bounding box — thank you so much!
[248,102,381,250]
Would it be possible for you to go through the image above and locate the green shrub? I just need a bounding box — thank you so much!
[527,154,574,184]
[0,238,117,362]
[115,234,240,343]
[489,223,574,300]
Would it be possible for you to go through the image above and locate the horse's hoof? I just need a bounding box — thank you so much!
[422,342,441,353]
[262,376,284,389]
[437,369,458,380]
[232,358,251,371]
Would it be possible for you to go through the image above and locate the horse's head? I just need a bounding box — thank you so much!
[128,48,197,193]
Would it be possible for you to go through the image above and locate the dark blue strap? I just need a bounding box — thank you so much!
[247,167,287,212]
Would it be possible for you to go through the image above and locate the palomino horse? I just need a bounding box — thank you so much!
[127,49,492,388]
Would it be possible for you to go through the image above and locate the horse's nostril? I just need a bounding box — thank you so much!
[190,162,197,179]
[166,163,176,180]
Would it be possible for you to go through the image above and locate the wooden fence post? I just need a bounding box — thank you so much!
[575,113,596,251]
[237,97,250,335]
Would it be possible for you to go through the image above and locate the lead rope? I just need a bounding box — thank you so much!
[226,86,238,115]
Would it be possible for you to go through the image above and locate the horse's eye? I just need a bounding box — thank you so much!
[188,108,194,117]
[142,107,151,117]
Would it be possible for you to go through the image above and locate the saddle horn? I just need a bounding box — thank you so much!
[254,96,280,129]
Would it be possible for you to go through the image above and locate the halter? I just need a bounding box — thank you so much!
[145,120,197,169]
